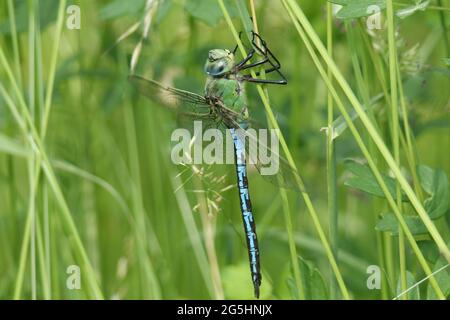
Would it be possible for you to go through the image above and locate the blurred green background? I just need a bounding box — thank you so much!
[0,0,449,299]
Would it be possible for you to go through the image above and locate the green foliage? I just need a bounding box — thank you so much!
[373,165,449,236]
[100,0,147,20]
[184,0,238,26]
[417,165,450,220]
[344,159,406,200]
[418,241,440,264]
[328,0,385,19]
[288,257,328,300]
[427,248,450,299]
[376,213,427,236]
[396,271,420,300]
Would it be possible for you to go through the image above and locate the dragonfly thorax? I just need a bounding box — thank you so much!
[205,75,248,126]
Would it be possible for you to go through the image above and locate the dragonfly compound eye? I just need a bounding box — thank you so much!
[216,63,225,72]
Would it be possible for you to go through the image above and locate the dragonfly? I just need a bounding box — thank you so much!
[129,32,293,298]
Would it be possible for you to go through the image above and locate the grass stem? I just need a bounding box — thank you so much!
[326,2,339,300]
[386,0,407,298]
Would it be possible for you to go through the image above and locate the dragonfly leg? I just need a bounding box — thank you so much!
[235,51,282,76]
[234,49,256,70]
[238,55,286,81]
[241,31,288,85]
[252,55,281,76]
[232,31,287,84]
[251,32,272,56]
[237,54,287,84]
[238,56,269,71]
[240,74,287,85]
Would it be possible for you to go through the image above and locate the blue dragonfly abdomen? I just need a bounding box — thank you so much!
[230,127,261,298]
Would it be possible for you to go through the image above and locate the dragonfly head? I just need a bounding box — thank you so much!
[204,49,235,77]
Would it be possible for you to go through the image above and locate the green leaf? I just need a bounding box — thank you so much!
[376,213,428,236]
[184,0,239,27]
[427,245,450,299]
[344,160,406,201]
[328,0,386,19]
[417,165,449,219]
[288,257,328,299]
[100,0,147,20]
[396,271,420,300]
[444,58,450,67]
[418,241,440,264]
[404,70,450,116]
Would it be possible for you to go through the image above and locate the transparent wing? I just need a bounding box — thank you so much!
[226,117,303,192]
[129,74,212,116]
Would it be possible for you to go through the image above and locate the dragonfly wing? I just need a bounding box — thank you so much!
[129,74,212,115]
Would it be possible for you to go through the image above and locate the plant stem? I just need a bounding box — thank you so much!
[396,63,423,200]
[195,179,225,300]
[42,181,52,298]
[13,201,32,299]
[40,0,66,139]
[356,21,391,299]
[437,0,450,56]
[326,2,339,300]
[386,0,407,299]
[394,1,450,12]
[35,212,51,299]
[27,0,37,300]
[35,0,51,298]
[7,0,22,88]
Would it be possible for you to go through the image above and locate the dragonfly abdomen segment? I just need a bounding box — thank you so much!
[230,128,261,299]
